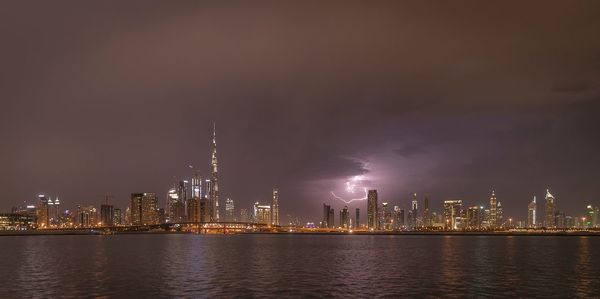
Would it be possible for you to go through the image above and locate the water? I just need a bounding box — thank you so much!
[0,234,598,298]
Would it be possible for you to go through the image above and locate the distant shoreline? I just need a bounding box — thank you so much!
[1,230,599,237]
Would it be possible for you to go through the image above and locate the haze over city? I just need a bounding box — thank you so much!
[1,1,599,223]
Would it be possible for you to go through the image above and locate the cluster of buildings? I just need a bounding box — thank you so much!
[320,189,600,231]
[0,124,281,231]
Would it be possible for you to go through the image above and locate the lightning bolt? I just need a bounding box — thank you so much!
[330,188,368,204]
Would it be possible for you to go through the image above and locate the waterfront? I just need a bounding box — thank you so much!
[1,235,599,298]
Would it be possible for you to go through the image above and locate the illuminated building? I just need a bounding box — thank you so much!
[77,205,97,227]
[411,193,418,228]
[167,185,185,223]
[179,180,190,220]
[187,196,200,223]
[355,208,360,228]
[466,206,484,229]
[497,201,503,228]
[0,213,34,230]
[188,171,201,223]
[554,210,565,228]
[272,188,279,226]
[114,208,122,226]
[124,207,131,225]
[545,189,555,228]
[527,196,537,228]
[382,202,392,230]
[321,204,335,228]
[367,189,378,230]
[340,206,350,228]
[100,204,114,227]
[407,210,414,230]
[36,195,49,228]
[12,205,37,228]
[48,196,60,226]
[225,198,235,222]
[394,206,404,230]
[253,202,271,225]
[130,193,159,226]
[586,205,595,228]
[489,190,497,228]
[423,194,430,227]
[209,123,220,222]
[443,200,462,230]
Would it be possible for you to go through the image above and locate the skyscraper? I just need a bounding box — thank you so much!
[394,206,405,229]
[443,200,462,230]
[382,202,392,230]
[114,208,122,226]
[36,195,49,228]
[100,204,114,227]
[272,188,279,226]
[497,201,503,228]
[355,208,360,228]
[253,202,271,225]
[225,198,235,222]
[423,194,430,228]
[466,206,484,230]
[367,190,378,230]
[188,171,201,222]
[209,123,220,222]
[130,193,159,226]
[489,189,497,228]
[340,206,350,228]
[411,193,418,228]
[167,186,185,223]
[528,196,537,228]
[545,189,555,228]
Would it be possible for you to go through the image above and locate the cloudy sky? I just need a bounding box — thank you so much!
[1,1,600,222]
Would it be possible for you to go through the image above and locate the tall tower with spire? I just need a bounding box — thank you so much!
[209,122,220,222]
[489,189,498,229]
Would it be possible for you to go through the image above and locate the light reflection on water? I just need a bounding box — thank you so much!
[0,234,599,298]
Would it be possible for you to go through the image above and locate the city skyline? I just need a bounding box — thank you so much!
[1,1,600,223]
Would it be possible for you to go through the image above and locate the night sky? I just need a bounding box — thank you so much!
[1,1,600,222]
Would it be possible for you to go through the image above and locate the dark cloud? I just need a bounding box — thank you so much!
[1,1,600,221]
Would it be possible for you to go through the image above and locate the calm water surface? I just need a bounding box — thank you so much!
[0,234,599,298]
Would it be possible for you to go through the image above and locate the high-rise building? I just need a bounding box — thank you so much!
[130,193,159,226]
[411,193,418,228]
[188,171,201,223]
[253,202,271,225]
[225,198,235,222]
[100,204,114,227]
[466,206,484,230]
[586,205,595,228]
[271,188,279,226]
[407,210,413,230]
[423,194,430,228]
[393,205,404,230]
[355,208,360,228]
[77,205,97,227]
[209,123,220,222]
[382,202,392,230]
[528,196,537,228]
[321,204,335,228]
[443,200,462,230]
[497,201,503,228]
[48,196,60,227]
[114,208,122,226]
[489,190,498,228]
[545,189,555,228]
[340,206,350,228]
[179,180,190,220]
[367,190,378,230]
[36,195,49,228]
[167,186,185,223]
